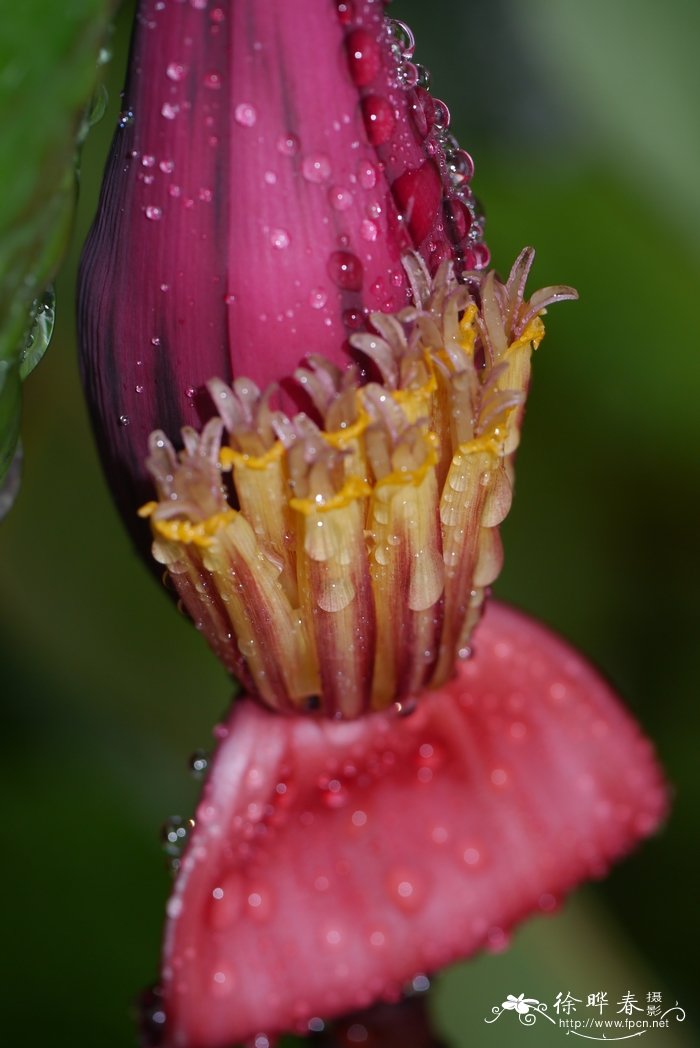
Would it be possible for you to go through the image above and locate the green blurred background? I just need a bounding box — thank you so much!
[1,1,698,1044]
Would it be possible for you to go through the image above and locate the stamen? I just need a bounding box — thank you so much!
[142,251,569,718]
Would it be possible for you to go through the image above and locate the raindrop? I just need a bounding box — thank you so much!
[309,288,328,310]
[357,161,377,189]
[398,62,419,89]
[302,153,331,183]
[161,815,194,858]
[308,1018,325,1033]
[336,0,355,25]
[411,973,430,993]
[431,98,450,130]
[161,102,179,120]
[388,18,415,59]
[137,985,167,1048]
[277,133,300,156]
[270,228,290,249]
[166,61,187,82]
[118,108,135,129]
[118,414,130,426]
[361,95,396,146]
[346,28,381,87]
[159,158,174,173]
[203,71,222,90]
[328,185,353,211]
[135,384,144,394]
[145,205,163,221]
[234,102,257,127]
[189,750,209,778]
[360,219,378,241]
[328,250,363,291]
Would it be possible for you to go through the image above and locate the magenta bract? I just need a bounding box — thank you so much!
[78,0,483,541]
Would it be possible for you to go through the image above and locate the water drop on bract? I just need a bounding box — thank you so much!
[118,107,135,129]
[189,750,209,778]
[20,286,55,380]
[137,984,167,1048]
[161,815,193,859]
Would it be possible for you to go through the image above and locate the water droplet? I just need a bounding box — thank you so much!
[234,101,257,126]
[443,196,472,242]
[309,287,328,310]
[336,0,355,25]
[447,148,474,185]
[328,185,353,211]
[328,250,363,291]
[351,809,367,827]
[360,218,378,241]
[463,846,481,866]
[263,170,277,185]
[302,153,331,183]
[159,159,174,174]
[211,965,235,997]
[398,61,420,89]
[386,868,425,912]
[166,61,187,82]
[135,384,144,394]
[161,102,179,120]
[189,750,209,777]
[270,228,290,249]
[118,414,130,426]
[392,159,442,244]
[356,160,377,190]
[346,28,381,87]
[361,94,396,146]
[118,108,135,129]
[432,98,450,130]
[145,205,162,221]
[412,973,430,993]
[161,815,194,858]
[343,307,365,330]
[137,985,167,1048]
[277,133,300,156]
[203,70,222,90]
[308,1017,325,1033]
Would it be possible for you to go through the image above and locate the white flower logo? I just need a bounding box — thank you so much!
[502,993,540,1015]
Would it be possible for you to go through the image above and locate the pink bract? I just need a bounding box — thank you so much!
[159,602,666,1047]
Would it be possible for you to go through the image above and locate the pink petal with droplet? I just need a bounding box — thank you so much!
[160,602,667,1046]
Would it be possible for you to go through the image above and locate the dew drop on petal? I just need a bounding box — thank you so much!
[302,153,331,184]
[360,219,378,241]
[270,228,290,249]
[357,160,377,189]
[309,287,328,310]
[328,250,363,291]
[203,70,222,90]
[161,102,178,120]
[328,185,353,211]
[145,205,162,221]
[234,102,257,127]
[277,133,300,156]
[166,61,186,81]
[361,95,396,146]
[346,28,381,86]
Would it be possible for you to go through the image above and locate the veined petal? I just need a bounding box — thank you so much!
[156,602,667,1046]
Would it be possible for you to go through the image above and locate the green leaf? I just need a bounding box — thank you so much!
[0,0,115,501]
